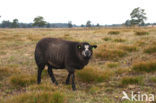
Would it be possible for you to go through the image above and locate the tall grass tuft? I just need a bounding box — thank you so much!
[95,48,127,60]
[132,60,156,73]
[121,76,144,86]
[144,46,156,54]
[106,62,119,68]
[76,66,114,83]
[108,31,120,35]
[113,38,125,42]
[9,74,36,88]
[135,31,149,36]
[1,91,65,103]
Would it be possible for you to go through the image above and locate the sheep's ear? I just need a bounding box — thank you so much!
[91,45,97,49]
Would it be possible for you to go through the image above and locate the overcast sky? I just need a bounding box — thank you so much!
[0,0,156,25]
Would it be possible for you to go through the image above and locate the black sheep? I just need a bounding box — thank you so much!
[34,38,97,90]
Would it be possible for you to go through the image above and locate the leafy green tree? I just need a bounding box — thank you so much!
[1,20,12,28]
[86,20,91,27]
[11,19,19,28]
[33,16,47,27]
[68,21,73,28]
[81,24,84,27]
[130,7,147,26]
[125,19,131,26]
[96,23,100,27]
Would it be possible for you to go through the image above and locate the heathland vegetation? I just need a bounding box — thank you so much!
[0,27,156,103]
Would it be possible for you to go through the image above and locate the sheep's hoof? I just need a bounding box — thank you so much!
[65,81,70,85]
[54,81,58,85]
[72,86,76,91]
[72,88,76,91]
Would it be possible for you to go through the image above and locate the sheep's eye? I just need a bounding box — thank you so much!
[78,46,81,49]
[91,47,94,49]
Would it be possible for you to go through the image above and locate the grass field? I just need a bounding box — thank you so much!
[0,27,156,103]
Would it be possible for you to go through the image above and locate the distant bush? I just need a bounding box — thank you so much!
[9,74,36,88]
[108,31,120,35]
[135,31,149,36]
[144,46,156,54]
[1,91,65,103]
[121,76,143,86]
[132,60,156,72]
[76,66,114,83]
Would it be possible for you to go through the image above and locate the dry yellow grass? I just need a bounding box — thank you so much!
[0,27,156,103]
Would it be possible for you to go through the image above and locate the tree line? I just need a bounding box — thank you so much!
[0,16,99,28]
[0,7,156,28]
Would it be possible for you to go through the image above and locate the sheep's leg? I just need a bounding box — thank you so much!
[37,65,45,84]
[66,72,71,85]
[48,65,58,85]
[71,72,76,90]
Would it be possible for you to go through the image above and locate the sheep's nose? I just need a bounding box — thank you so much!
[85,51,91,57]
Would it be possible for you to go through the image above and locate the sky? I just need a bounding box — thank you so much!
[0,0,156,25]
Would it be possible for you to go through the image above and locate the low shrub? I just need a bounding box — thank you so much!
[95,48,127,60]
[113,38,125,42]
[0,66,20,80]
[132,60,156,73]
[76,66,114,83]
[9,74,36,88]
[106,62,119,68]
[144,46,156,54]
[108,31,120,35]
[135,31,149,36]
[121,76,143,86]
[102,37,111,41]
[149,77,156,83]
[1,91,65,103]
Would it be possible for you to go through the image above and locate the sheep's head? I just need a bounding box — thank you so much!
[77,42,97,59]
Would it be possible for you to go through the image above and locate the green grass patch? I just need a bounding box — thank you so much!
[135,31,149,36]
[149,77,156,83]
[102,37,112,41]
[1,91,65,103]
[144,46,156,54]
[28,83,56,91]
[95,48,127,60]
[9,74,36,88]
[106,62,119,68]
[77,66,114,83]
[89,86,100,94]
[121,76,144,86]
[108,31,120,35]
[132,60,156,73]
[0,66,20,80]
[113,38,125,42]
